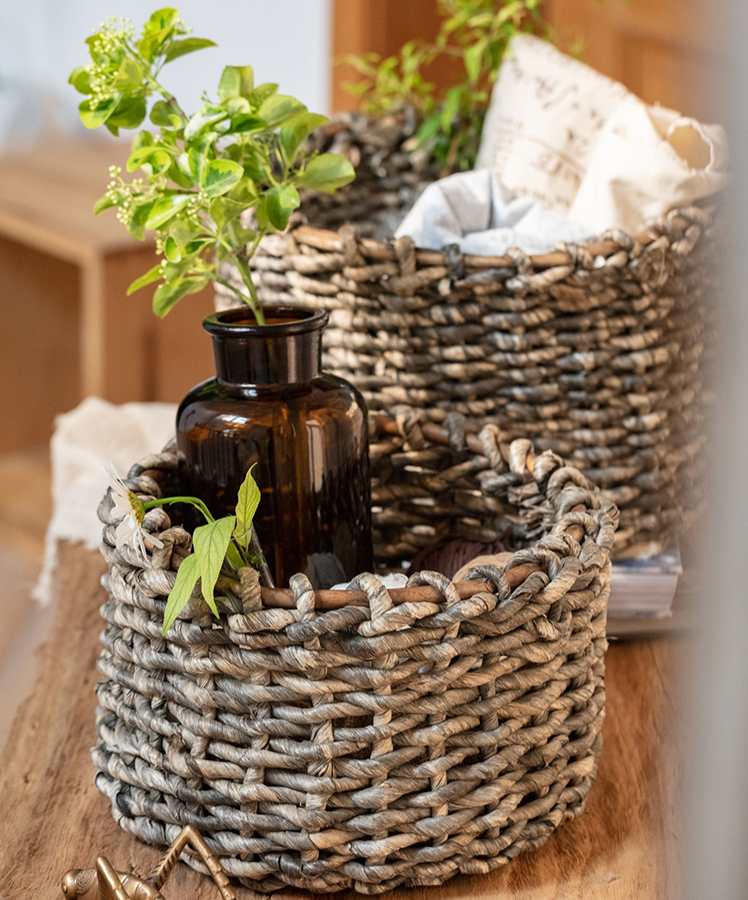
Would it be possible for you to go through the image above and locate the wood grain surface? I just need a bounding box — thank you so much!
[0,140,216,451]
[0,542,684,900]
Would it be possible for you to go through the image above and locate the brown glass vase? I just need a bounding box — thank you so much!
[176,306,373,589]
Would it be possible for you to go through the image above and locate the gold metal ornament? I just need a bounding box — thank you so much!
[61,825,236,900]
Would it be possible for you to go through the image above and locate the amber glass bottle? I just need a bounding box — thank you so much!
[176,307,372,589]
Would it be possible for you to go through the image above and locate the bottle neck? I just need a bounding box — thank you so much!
[205,307,327,387]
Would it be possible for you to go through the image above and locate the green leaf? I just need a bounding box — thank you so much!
[168,220,203,252]
[183,238,211,258]
[145,194,191,229]
[296,153,356,194]
[143,7,179,34]
[167,162,194,190]
[233,465,261,551]
[265,183,300,230]
[184,132,216,184]
[108,96,147,130]
[218,65,254,102]
[148,151,173,178]
[193,516,236,616]
[152,274,209,317]
[258,93,306,129]
[464,39,487,84]
[161,258,190,285]
[222,97,252,116]
[280,112,328,163]
[93,192,119,215]
[139,7,180,62]
[162,553,199,634]
[223,113,266,135]
[151,99,182,128]
[240,146,273,184]
[133,129,154,151]
[69,66,93,95]
[79,97,118,129]
[202,159,243,198]
[249,82,278,108]
[209,195,248,230]
[441,86,462,130]
[164,236,181,262]
[164,37,217,62]
[417,113,442,144]
[112,58,144,90]
[127,199,156,241]
[227,175,259,205]
[127,264,163,295]
[184,105,226,140]
[127,144,172,176]
[254,195,270,231]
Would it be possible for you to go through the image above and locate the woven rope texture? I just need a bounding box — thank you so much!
[216,113,715,556]
[95,440,618,893]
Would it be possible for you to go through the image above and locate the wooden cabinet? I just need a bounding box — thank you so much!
[0,140,215,452]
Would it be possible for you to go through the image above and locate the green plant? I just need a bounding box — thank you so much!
[106,462,262,634]
[343,0,547,173]
[70,8,355,325]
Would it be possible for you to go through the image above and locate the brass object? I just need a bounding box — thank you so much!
[61,825,236,900]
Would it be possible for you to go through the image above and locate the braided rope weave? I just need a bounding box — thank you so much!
[217,114,716,556]
[95,439,618,894]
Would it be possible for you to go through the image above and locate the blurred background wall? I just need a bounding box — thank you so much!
[0,0,332,150]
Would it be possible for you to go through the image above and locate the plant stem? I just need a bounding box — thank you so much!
[250,528,275,588]
[233,255,266,325]
[226,542,247,572]
[212,274,255,307]
[442,126,464,176]
[143,495,215,523]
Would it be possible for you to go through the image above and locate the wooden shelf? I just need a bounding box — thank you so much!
[0,139,214,453]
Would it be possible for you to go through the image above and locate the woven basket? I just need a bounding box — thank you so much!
[217,114,715,557]
[95,432,618,894]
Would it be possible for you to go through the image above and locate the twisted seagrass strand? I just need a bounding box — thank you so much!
[96,433,616,893]
[216,114,712,555]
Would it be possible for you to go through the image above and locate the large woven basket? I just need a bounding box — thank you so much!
[217,113,715,557]
[95,432,618,894]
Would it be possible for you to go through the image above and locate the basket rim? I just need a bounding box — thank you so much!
[287,204,713,273]
[102,428,620,616]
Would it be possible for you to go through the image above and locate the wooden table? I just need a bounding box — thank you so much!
[0,543,683,899]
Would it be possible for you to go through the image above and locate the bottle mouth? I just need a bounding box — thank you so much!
[204,306,329,337]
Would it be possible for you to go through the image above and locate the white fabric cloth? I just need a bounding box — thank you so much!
[476,34,631,217]
[567,96,728,233]
[394,169,596,255]
[34,397,177,603]
[477,34,727,234]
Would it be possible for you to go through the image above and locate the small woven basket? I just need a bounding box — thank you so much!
[95,432,618,894]
[218,112,716,556]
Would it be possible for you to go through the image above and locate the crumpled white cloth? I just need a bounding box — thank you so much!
[395,169,596,255]
[568,96,728,233]
[34,396,176,603]
[476,34,727,235]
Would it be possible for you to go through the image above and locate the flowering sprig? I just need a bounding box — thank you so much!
[105,463,262,634]
[70,7,355,325]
